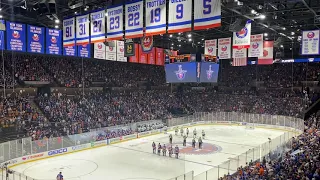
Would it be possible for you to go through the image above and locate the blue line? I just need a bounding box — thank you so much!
[125,27,143,33]
[125,0,142,5]
[194,15,221,23]
[146,24,166,30]
[168,21,192,27]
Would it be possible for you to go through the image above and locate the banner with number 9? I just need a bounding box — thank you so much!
[76,14,90,45]
[63,17,75,47]
[168,0,192,33]
[125,0,143,39]
[145,0,166,36]
[107,4,124,41]
[194,0,221,30]
[90,9,106,43]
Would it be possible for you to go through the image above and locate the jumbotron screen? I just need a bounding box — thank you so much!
[199,62,219,83]
[165,62,198,83]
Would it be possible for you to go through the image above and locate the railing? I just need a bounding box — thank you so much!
[167,112,304,180]
[0,112,303,180]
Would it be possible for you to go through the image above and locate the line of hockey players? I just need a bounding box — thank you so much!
[152,142,179,158]
[175,127,205,148]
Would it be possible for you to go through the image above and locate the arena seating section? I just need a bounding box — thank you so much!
[0,52,320,179]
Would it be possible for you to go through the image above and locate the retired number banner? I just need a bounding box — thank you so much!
[248,34,263,57]
[125,0,143,39]
[63,17,75,47]
[107,5,124,40]
[168,0,192,33]
[76,14,90,45]
[194,0,221,30]
[90,9,105,43]
[145,0,166,36]
[233,20,251,49]
[301,30,320,55]
[205,39,217,56]
[218,38,231,59]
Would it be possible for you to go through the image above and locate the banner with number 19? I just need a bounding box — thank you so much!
[145,0,166,36]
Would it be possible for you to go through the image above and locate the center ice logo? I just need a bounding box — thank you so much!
[206,65,214,80]
[307,32,315,38]
[236,27,248,38]
[175,65,187,80]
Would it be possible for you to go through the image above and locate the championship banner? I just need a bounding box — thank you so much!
[141,36,153,53]
[27,25,44,54]
[90,9,105,43]
[78,44,90,58]
[46,28,62,55]
[194,0,221,30]
[233,20,251,49]
[107,4,124,40]
[117,40,127,62]
[129,43,139,63]
[301,30,320,55]
[6,21,26,52]
[124,42,135,57]
[205,39,217,56]
[248,34,263,57]
[63,46,77,56]
[125,0,143,39]
[147,47,156,64]
[94,42,106,59]
[106,40,117,61]
[258,41,274,65]
[168,0,192,33]
[139,45,148,64]
[63,17,75,47]
[0,20,4,50]
[218,37,231,59]
[232,47,247,66]
[76,14,90,45]
[145,0,166,36]
[156,47,164,66]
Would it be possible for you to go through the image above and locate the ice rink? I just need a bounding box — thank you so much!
[11,125,289,180]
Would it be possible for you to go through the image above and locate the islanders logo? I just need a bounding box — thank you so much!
[98,43,103,49]
[32,34,39,41]
[167,142,222,155]
[252,42,259,49]
[221,46,227,52]
[307,32,315,38]
[141,36,153,53]
[207,47,214,54]
[175,65,187,80]
[51,37,57,43]
[263,49,269,57]
[12,31,20,38]
[109,46,114,51]
[236,27,248,38]
[206,65,214,80]
[120,47,124,52]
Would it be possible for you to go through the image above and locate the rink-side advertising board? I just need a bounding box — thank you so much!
[71,144,90,151]
[109,137,121,144]
[122,134,137,141]
[91,140,108,147]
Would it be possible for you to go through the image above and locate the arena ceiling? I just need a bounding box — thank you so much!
[0,0,320,57]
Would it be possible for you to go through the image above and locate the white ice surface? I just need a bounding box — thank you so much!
[11,125,287,180]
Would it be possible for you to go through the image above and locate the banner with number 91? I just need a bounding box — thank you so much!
[168,0,192,34]
[107,4,124,41]
[63,17,75,47]
[90,9,106,43]
[145,0,166,36]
